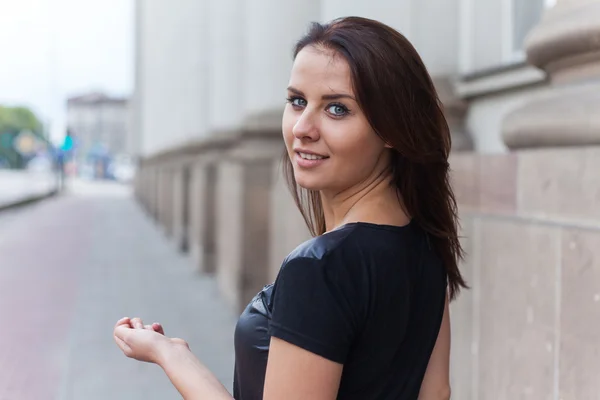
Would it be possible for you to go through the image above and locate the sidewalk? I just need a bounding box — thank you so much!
[0,169,59,210]
[0,180,236,400]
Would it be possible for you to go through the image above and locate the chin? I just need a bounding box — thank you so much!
[293,171,326,191]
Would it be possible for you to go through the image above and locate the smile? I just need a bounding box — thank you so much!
[294,152,329,168]
[298,152,327,160]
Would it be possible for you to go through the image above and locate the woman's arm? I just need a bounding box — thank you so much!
[160,336,343,400]
[113,317,233,400]
[158,341,234,400]
[263,297,450,400]
[263,337,343,400]
[418,294,452,400]
[152,327,342,400]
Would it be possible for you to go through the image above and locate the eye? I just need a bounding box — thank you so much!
[286,96,306,108]
[327,103,349,117]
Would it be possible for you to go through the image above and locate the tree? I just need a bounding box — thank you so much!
[0,105,43,135]
[0,105,45,168]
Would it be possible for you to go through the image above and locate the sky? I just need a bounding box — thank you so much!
[0,0,134,144]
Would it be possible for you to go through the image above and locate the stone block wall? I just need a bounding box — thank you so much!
[449,147,600,399]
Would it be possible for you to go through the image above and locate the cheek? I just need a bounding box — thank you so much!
[281,109,296,149]
[330,124,382,163]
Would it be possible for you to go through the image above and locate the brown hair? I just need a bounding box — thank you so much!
[283,16,467,299]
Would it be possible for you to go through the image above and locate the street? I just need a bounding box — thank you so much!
[0,180,236,400]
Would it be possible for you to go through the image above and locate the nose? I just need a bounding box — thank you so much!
[292,110,319,141]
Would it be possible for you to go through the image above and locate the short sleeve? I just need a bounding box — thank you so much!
[268,255,362,364]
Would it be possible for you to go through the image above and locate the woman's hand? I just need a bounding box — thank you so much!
[114,317,233,400]
[113,317,190,365]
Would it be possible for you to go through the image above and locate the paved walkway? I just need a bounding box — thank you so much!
[0,180,236,400]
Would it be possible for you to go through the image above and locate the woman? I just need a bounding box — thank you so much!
[114,16,466,400]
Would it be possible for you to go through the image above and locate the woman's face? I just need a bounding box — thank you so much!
[282,46,389,193]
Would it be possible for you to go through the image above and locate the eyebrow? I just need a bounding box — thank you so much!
[287,86,356,101]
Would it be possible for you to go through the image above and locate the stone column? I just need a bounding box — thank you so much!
[410,0,473,151]
[151,167,159,222]
[207,0,244,137]
[434,76,473,152]
[213,0,320,312]
[268,161,312,282]
[502,0,600,149]
[161,168,174,237]
[146,169,153,216]
[243,0,320,126]
[216,137,285,313]
[188,140,234,274]
[156,169,166,229]
[189,161,211,272]
[171,164,193,253]
[186,0,244,274]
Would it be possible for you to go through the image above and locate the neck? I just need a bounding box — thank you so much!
[320,168,410,232]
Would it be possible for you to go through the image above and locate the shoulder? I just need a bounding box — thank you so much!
[284,224,359,262]
[275,223,411,291]
[278,224,376,281]
[284,222,415,265]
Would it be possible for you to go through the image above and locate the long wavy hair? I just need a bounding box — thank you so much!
[282,16,467,299]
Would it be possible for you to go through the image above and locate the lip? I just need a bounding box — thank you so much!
[293,148,329,169]
[293,148,328,157]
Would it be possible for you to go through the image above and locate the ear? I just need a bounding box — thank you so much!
[384,143,393,149]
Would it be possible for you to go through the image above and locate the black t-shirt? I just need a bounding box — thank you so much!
[233,220,447,400]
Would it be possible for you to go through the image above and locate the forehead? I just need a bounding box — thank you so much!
[289,46,353,93]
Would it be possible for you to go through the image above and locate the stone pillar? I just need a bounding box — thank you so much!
[434,76,473,152]
[207,0,244,136]
[156,169,166,228]
[187,140,235,275]
[160,168,174,237]
[212,0,320,312]
[151,167,160,222]
[139,168,147,210]
[144,167,152,218]
[171,164,192,253]
[216,136,284,313]
[502,0,600,149]
[268,161,312,282]
[189,161,211,273]
[189,0,244,274]
[243,0,320,123]
[143,169,151,213]
[215,155,244,311]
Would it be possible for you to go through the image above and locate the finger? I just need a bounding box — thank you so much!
[152,323,164,335]
[113,332,133,357]
[114,325,131,341]
[130,317,144,329]
[114,317,131,329]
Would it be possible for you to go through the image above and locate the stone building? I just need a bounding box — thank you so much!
[132,0,600,397]
[67,92,132,178]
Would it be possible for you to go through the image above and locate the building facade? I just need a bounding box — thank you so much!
[133,0,600,398]
[67,92,132,179]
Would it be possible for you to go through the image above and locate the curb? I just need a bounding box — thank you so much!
[0,190,59,213]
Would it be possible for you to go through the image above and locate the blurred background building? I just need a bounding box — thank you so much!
[132,0,600,398]
[67,92,135,181]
